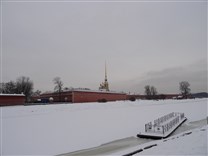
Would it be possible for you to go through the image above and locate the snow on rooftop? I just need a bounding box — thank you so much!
[71,88,126,94]
[0,93,25,96]
[42,88,126,94]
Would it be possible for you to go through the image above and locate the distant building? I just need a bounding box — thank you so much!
[0,94,25,106]
[32,89,127,103]
[32,63,127,103]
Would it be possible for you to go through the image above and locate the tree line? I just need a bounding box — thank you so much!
[0,76,33,102]
[144,81,191,99]
[0,76,65,102]
[0,75,192,102]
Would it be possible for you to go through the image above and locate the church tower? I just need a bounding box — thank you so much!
[99,62,109,91]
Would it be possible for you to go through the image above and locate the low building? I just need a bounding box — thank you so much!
[32,89,127,103]
[72,90,126,103]
[0,94,25,106]
[32,63,127,104]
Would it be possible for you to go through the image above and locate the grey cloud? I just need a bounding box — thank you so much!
[112,59,207,94]
[1,2,207,93]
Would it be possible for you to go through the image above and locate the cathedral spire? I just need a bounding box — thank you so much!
[105,61,107,82]
[99,62,109,91]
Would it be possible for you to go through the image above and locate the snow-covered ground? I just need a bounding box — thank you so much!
[0,98,207,155]
[112,125,207,155]
[137,125,208,155]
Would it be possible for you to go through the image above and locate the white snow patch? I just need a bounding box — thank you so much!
[137,125,208,155]
[113,125,208,155]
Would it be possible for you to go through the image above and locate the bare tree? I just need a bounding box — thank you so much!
[144,85,151,99]
[53,77,63,102]
[150,86,157,99]
[3,81,16,94]
[144,85,158,99]
[179,81,191,98]
[32,90,42,96]
[0,77,33,102]
[0,83,3,93]
[16,76,34,102]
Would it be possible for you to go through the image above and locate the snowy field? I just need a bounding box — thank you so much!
[1,98,207,155]
[113,125,207,155]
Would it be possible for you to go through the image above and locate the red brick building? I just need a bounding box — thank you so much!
[33,90,127,103]
[72,90,126,103]
[0,94,25,106]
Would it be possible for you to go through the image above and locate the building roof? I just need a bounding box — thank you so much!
[71,89,126,94]
[40,89,126,96]
[0,93,25,96]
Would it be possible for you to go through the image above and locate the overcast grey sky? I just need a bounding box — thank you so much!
[1,0,207,94]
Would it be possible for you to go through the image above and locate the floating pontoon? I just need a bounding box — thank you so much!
[137,112,187,139]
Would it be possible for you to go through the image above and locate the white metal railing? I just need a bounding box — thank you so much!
[145,112,185,135]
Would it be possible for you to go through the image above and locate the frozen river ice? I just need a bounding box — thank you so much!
[59,118,207,156]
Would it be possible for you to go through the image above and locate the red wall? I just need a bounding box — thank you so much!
[33,91,127,103]
[38,92,72,102]
[0,95,25,106]
[72,91,127,103]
